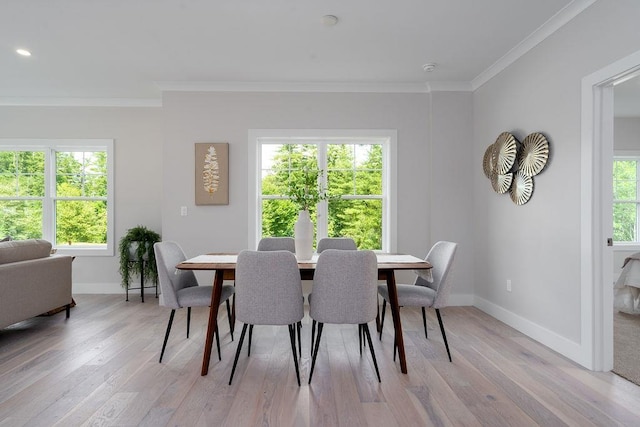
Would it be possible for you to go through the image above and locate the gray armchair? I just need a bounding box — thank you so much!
[229,250,304,385]
[154,241,235,363]
[308,249,381,383]
[377,241,457,362]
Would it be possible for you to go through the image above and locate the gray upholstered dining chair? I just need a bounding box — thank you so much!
[308,249,381,383]
[312,236,359,349]
[316,237,357,253]
[377,241,457,362]
[229,250,304,386]
[154,241,235,363]
[257,236,295,252]
[257,235,302,357]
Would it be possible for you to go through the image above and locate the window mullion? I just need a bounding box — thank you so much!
[42,148,55,243]
[316,141,328,240]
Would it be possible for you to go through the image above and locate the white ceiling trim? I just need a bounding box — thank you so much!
[0,97,162,107]
[427,81,473,92]
[471,0,597,91]
[155,81,431,94]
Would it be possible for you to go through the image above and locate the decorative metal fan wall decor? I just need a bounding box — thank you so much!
[491,173,513,194]
[483,145,495,178]
[491,132,518,175]
[518,132,549,177]
[510,171,534,205]
[482,132,550,205]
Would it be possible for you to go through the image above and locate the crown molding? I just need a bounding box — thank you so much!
[471,0,597,91]
[155,81,431,94]
[0,97,162,107]
[426,81,473,92]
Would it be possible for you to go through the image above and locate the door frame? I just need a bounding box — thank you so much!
[581,49,640,371]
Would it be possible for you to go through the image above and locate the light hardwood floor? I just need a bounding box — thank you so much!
[1,295,640,426]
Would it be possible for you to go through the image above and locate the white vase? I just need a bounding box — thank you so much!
[294,210,314,260]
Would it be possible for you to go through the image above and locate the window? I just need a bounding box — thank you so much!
[613,154,640,243]
[249,130,396,252]
[0,139,114,255]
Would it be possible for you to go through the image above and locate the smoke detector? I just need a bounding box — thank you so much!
[422,63,437,72]
[321,15,339,27]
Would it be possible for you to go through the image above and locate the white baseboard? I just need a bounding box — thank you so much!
[72,282,157,295]
[473,296,586,367]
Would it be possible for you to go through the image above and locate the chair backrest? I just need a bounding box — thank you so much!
[257,237,295,252]
[310,249,378,324]
[154,241,199,309]
[316,237,357,253]
[416,241,457,308]
[235,250,304,325]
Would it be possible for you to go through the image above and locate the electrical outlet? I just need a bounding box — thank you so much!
[506,279,512,292]
[180,206,188,216]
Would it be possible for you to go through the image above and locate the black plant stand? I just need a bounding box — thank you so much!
[125,258,158,302]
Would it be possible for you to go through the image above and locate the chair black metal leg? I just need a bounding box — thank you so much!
[359,324,363,355]
[363,323,381,382]
[187,307,191,338]
[226,299,234,341]
[436,309,452,362]
[248,324,254,357]
[297,321,302,358]
[308,322,324,384]
[288,324,301,386]
[229,324,248,385]
[379,299,386,340]
[311,319,316,351]
[215,324,221,361]
[422,307,428,339]
[159,309,175,363]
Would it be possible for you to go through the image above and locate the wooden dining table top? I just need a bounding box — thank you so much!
[177,252,432,271]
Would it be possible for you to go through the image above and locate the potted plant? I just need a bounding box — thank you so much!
[284,168,331,259]
[118,225,161,291]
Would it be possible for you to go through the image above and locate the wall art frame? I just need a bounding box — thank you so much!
[195,142,229,205]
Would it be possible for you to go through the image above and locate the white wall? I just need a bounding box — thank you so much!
[160,91,474,295]
[473,0,640,354]
[429,91,475,303]
[615,117,640,150]
[0,106,163,293]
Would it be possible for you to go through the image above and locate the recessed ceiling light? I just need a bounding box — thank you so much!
[16,48,31,57]
[321,15,339,27]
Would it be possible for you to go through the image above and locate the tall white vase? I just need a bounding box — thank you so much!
[294,210,314,260]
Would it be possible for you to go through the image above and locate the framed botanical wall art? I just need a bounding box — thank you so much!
[195,142,229,205]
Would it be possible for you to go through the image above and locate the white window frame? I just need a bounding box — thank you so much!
[0,139,115,256]
[248,129,397,252]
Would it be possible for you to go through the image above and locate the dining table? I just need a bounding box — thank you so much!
[176,252,433,376]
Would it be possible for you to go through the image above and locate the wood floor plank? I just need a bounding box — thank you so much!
[1,295,640,426]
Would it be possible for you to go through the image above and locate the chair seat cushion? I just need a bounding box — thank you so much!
[176,284,234,308]
[377,283,436,307]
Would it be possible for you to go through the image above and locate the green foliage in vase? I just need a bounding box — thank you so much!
[118,225,161,288]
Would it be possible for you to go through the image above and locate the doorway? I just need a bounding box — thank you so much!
[582,48,640,371]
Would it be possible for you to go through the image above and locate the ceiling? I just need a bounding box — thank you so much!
[0,0,596,103]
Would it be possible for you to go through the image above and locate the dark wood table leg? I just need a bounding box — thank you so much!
[201,269,224,376]
[384,269,407,374]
